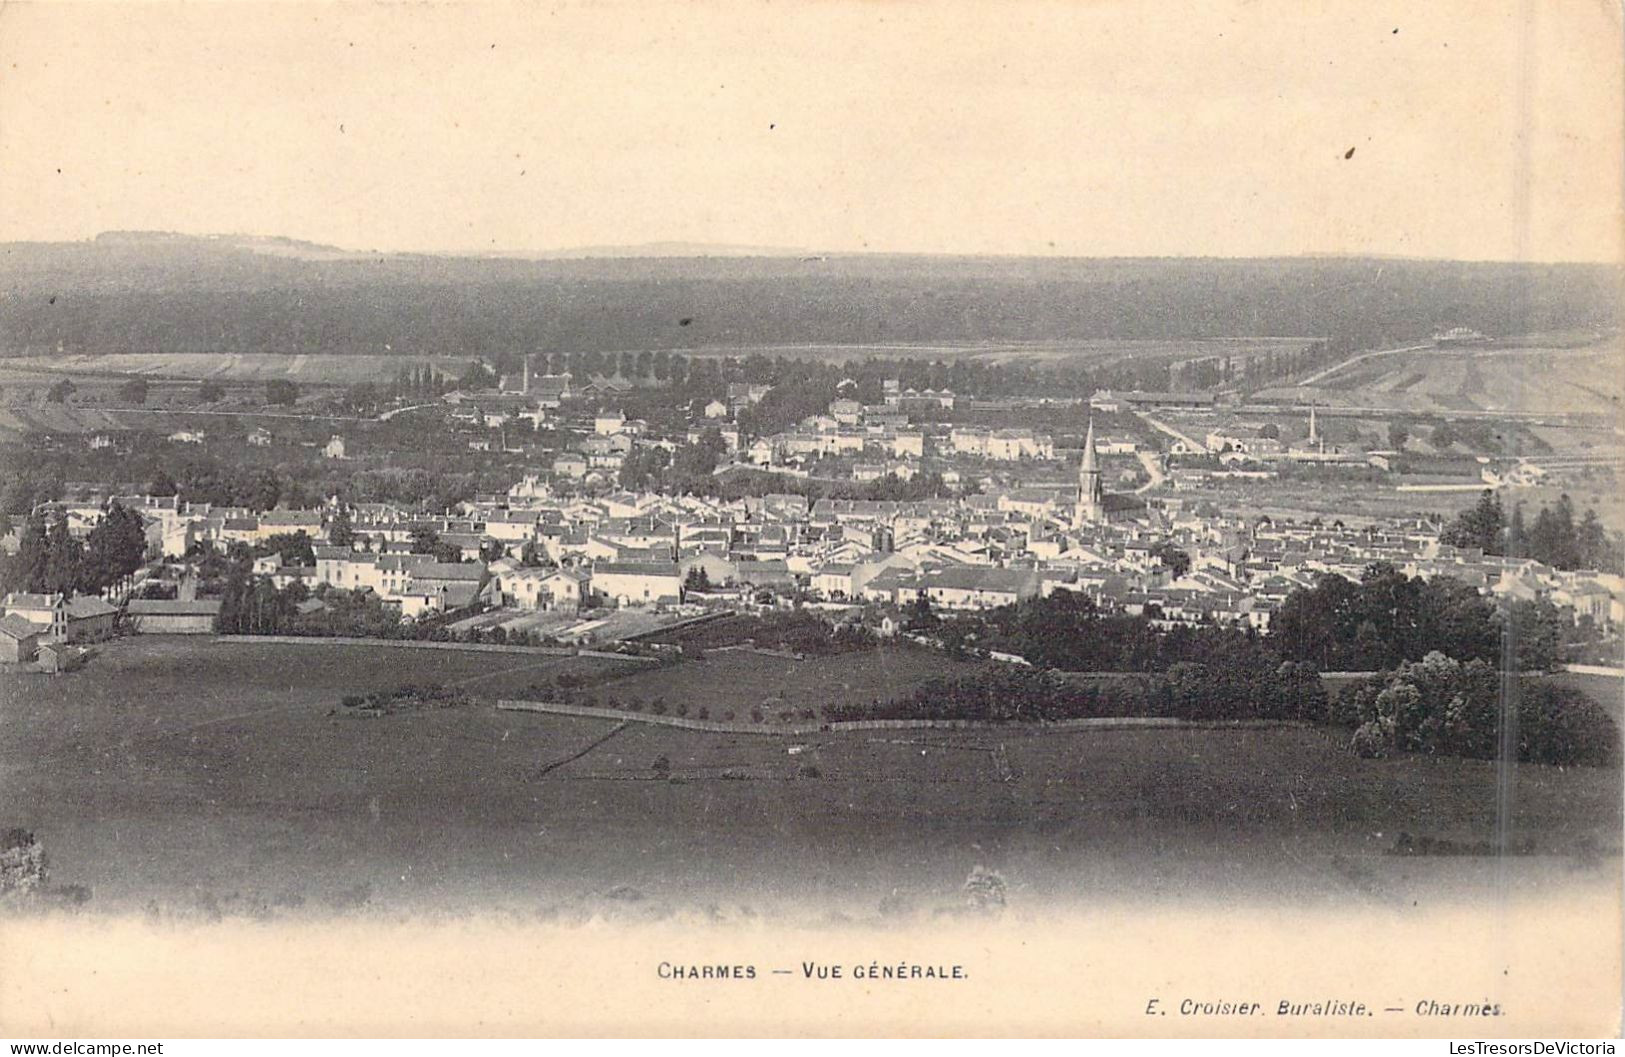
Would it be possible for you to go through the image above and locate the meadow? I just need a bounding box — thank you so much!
[561,645,963,718]
[2,636,1618,922]
[1254,340,1624,419]
[6,352,476,386]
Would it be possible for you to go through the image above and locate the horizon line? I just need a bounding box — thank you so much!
[5,230,1621,268]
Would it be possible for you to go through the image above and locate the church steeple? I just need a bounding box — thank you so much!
[1075,417,1105,528]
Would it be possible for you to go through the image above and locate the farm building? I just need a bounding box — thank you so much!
[0,613,40,664]
[125,598,222,634]
[63,596,119,642]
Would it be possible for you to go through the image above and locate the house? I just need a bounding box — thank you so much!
[553,453,589,479]
[829,398,863,425]
[323,435,347,460]
[247,427,273,447]
[403,563,489,610]
[538,569,589,612]
[703,399,729,419]
[591,561,683,606]
[36,642,85,675]
[0,613,40,663]
[812,563,857,599]
[500,567,588,612]
[594,411,627,435]
[125,598,222,634]
[1,593,67,637]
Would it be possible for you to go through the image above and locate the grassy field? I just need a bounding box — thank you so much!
[565,646,966,718]
[1,637,1617,921]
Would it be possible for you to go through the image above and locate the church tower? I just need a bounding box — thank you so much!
[1074,417,1105,528]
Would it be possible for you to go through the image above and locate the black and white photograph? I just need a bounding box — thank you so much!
[0,0,1620,1041]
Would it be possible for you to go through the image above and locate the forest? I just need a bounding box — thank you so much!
[3,236,1617,359]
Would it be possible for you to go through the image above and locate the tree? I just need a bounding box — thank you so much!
[147,470,178,497]
[45,379,75,403]
[41,515,82,595]
[907,593,939,631]
[241,469,282,512]
[2,516,50,594]
[459,362,495,390]
[1500,599,1566,673]
[118,377,149,405]
[1388,422,1409,450]
[409,526,442,555]
[683,567,712,592]
[327,508,355,548]
[264,379,299,406]
[1151,541,1191,579]
[198,380,226,403]
[80,502,148,592]
[1439,490,1504,553]
[259,532,316,567]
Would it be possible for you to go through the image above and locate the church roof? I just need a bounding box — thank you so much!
[1080,419,1099,476]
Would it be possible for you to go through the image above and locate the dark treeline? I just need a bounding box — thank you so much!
[1441,489,1621,573]
[0,504,147,597]
[826,656,1616,768]
[1267,563,1572,672]
[4,239,1615,358]
[0,439,517,520]
[823,661,1329,724]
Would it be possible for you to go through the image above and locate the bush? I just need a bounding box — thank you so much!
[340,694,365,708]
[1333,675,1386,728]
[750,707,765,724]
[651,700,668,716]
[797,763,821,779]
[1519,682,1620,767]
[1351,721,1390,759]
[652,755,671,776]
[697,707,710,721]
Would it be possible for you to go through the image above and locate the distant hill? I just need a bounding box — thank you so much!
[511,241,811,259]
[0,234,1618,359]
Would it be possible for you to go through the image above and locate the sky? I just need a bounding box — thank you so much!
[1,0,1620,262]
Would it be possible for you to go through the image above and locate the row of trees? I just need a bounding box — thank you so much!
[927,561,1574,683]
[1441,490,1620,573]
[0,504,148,597]
[821,660,1329,725]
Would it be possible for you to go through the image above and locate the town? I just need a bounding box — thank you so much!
[2,344,1620,663]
